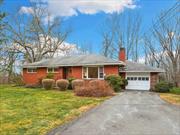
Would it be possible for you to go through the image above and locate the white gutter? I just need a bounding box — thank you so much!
[120,70,165,73]
[23,62,125,68]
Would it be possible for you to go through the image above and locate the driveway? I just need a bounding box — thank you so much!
[48,91,180,135]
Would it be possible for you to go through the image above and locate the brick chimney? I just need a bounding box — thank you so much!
[119,48,126,62]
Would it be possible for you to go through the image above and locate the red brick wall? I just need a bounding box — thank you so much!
[23,65,120,85]
[23,67,63,85]
[71,66,82,79]
[104,65,119,76]
[150,72,159,90]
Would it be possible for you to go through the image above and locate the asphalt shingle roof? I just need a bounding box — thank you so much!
[23,54,124,68]
[120,61,164,72]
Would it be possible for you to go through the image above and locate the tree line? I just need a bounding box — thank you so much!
[100,2,179,86]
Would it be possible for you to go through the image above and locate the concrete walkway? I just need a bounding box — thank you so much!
[48,91,180,135]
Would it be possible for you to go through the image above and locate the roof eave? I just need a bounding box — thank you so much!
[119,70,165,73]
[23,62,124,68]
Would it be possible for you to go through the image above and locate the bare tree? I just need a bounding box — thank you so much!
[144,5,180,86]
[79,41,93,54]
[101,12,142,61]
[101,21,116,58]
[0,0,6,44]
[6,2,71,63]
[0,42,18,81]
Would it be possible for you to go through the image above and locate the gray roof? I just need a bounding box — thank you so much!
[23,54,124,68]
[120,61,164,73]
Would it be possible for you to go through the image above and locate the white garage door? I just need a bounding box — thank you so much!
[126,72,150,90]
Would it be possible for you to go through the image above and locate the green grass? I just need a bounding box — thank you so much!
[170,87,180,95]
[0,85,107,135]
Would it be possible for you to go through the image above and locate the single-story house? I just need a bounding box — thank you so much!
[23,48,164,90]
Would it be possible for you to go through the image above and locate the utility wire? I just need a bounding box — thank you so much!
[144,1,179,36]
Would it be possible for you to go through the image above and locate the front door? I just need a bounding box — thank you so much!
[63,67,72,79]
[63,67,68,79]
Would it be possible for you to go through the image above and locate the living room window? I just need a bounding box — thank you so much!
[83,66,104,79]
[47,67,58,73]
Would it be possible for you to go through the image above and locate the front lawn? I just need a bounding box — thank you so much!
[0,85,107,135]
[160,94,180,105]
[160,88,180,105]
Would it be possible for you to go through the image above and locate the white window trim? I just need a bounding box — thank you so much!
[82,66,104,79]
[98,66,104,79]
[47,67,59,73]
[27,68,37,73]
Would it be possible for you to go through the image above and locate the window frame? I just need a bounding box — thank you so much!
[82,66,104,79]
[47,67,59,73]
[27,68,37,73]
[98,66,104,79]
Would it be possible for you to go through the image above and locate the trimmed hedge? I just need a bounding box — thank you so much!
[42,79,55,90]
[105,74,123,92]
[74,80,114,97]
[56,79,69,91]
[71,79,84,89]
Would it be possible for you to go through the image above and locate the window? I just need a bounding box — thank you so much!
[127,77,130,80]
[99,67,104,78]
[142,77,145,81]
[138,77,142,80]
[27,68,37,73]
[130,77,134,80]
[134,77,137,80]
[146,77,149,81]
[83,67,104,79]
[47,67,58,73]
[88,67,98,78]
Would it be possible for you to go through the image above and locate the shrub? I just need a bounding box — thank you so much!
[42,79,55,90]
[11,74,25,86]
[46,72,54,79]
[121,78,128,88]
[105,74,123,92]
[67,78,76,89]
[170,87,180,95]
[168,82,174,88]
[71,79,84,89]
[56,79,69,91]
[74,80,114,97]
[154,81,173,93]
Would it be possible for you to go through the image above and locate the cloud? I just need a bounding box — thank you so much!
[54,42,82,56]
[20,0,137,17]
[19,6,34,14]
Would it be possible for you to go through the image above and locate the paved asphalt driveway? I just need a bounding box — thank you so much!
[48,91,180,135]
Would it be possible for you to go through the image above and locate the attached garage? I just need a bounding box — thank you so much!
[125,72,150,90]
[120,61,164,91]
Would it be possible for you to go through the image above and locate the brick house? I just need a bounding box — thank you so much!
[23,48,164,90]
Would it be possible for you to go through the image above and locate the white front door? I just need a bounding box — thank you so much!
[126,72,150,90]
